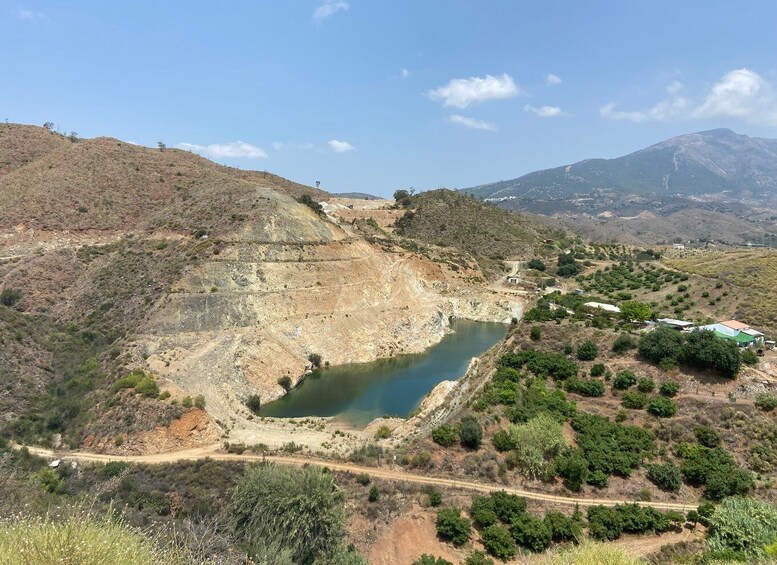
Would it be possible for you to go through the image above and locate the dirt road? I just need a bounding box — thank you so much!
[20,444,697,512]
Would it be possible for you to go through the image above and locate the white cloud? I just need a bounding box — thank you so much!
[524,104,565,118]
[427,73,520,108]
[600,82,689,123]
[448,114,497,131]
[546,73,562,86]
[328,139,355,153]
[175,141,268,159]
[401,68,410,79]
[693,68,777,125]
[313,0,349,21]
[15,6,44,21]
[272,141,315,151]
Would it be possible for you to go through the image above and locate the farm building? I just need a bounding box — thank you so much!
[693,322,763,347]
[657,318,694,331]
[583,301,621,314]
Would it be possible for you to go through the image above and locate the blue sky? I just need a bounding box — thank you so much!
[3,1,777,196]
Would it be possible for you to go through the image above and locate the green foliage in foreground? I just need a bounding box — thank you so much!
[537,542,644,565]
[707,497,777,559]
[0,515,180,565]
[229,463,352,564]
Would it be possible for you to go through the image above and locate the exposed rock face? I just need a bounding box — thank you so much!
[140,190,522,424]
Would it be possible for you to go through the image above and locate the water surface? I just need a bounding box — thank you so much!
[262,319,506,427]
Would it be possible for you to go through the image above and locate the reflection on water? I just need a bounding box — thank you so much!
[261,319,507,427]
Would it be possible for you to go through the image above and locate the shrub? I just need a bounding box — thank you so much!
[432,425,458,447]
[565,378,605,397]
[490,491,527,523]
[277,376,293,391]
[510,513,551,552]
[435,508,471,546]
[307,353,322,368]
[576,341,598,361]
[544,511,582,543]
[413,556,453,565]
[682,330,741,379]
[539,543,642,565]
[501,349,578,380]
[38,468,64,494]
[509,413,565,479]
[464,551,494,565]
[707,497,777,558]
[354,472,370,486]
[638,326,684,364]
[0,515,178,565]
[427,487,442,507]
[613,370,637,389]
[555,449,589,492]
[694,426,721,448]
[527,259,546,271]
[181,396,193,408]
[612,334,637,354]
[481,525,516,559]
[570,413,653,476]
[0,288,22,307]
[134,377,160,398]
[587,470,608,488]
[742,349,759,365]
[374,425,391,439]
[646,462,682,492]
[229,463,347,563]
[459,416,483,450]
[368,486,379,502]
[587,506,623,541]
[621,391,647,410]
[659,381,680,397]
[678,443,753,501]
[590,363,605,377]
[647,396,676,418]
[245,394,261,414]
[530,326,542,341]
[636,377,655,393]
[471,496,499,528]
[491,429,516,452]
[193,395,206,409]
[755,393,777,412]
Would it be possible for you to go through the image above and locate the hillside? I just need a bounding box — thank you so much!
[394,189,561,276]
[0,124,527,453]
[468,129,777,200]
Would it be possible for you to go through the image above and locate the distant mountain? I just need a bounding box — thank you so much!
[333,192,384,200]
[467,129,777,200]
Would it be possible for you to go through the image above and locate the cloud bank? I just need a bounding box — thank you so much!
[428,73,520,108]
[175,141,268,159]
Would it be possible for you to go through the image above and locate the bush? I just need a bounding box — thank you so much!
[500,349,578,380]
[539,543,642,565]
[245,394,261,414]
[659,381,680,397]
[638,326,684,364]
[586,506,623,541]
[193,395,206,409]
[509,413,565,479]
[621,391,647,409]
[464,551,494,565]
[413,556,453,565]
[678,443,753,501]
[481,525,516,559]
[432,425,458,447]
[368,486,379,502]
[576,340,598,361]
[277,376,293,391]
[555,449,589,492]
[646,396,676,418]
[613,370,637,390]
[427,487,442,507]
[134,377,160,398]
[544,511,582,543]
[612,333,637,354]
[565,378,605,397]
[682,330,741,379]
[590,363,605,377]
[354,472,370,486]
[694,426,721,448]
[707,497,777,558]
[307,353,322,368]
[229,463,347,563]
[587,470,608,488]
[0,515,179,565]
[636,377,655,393]
[646,462,682,492]
[374,425,391,439]
[570,413,653,476]
[436,508,471,546]
[742,349,759,365]
[181,396,193,408]
[530,326,542,341]
[490,491,527,523]
[459,416,483,450]
[527,259,546,271]
[491,429,516,452]
[755,393,777,412]
[0,288,22,307]
[510,513,551,552]
[471,496,499,528]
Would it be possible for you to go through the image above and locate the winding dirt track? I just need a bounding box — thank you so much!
[20,444,697,512]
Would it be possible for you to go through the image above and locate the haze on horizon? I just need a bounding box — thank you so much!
[3,0,777,196]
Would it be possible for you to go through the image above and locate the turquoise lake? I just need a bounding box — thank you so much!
[261,319,507,427]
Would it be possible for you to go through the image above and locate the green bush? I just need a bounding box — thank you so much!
[374,425,391,439]
[544,510,582,543]
[0,288,22,307]
[181,396,193,408]
[636,377,655,393]
[707,497,777,558]
[565,377,605,397]
[527,259,546,271]
[245,394,261,414]
[530,326,542,341]
[638,326,684,364]
[587,470,609,488]
[509,413,565,479]
[459,416,483,450]
[646,396,676,418]
[481,525,516,559]
[571,413,653,476]
[586,506,623,541]
[500,349,578,380]
[432,425,458,447]
[229,463,347,563]
[555,449,589,492]
[742,349,759,365]
[435,508,471,546]
[659,381,680,397]
[491,429,516,452]
[694,426,721,448]
[678,443,753,501]
[621,391,647,409]
[427,487,442,507]
[612,333,637,354]
[134,377,160,398]
[646,462,681,492]
[755,393,777,412]
[464,551,494,565]
[413,556,453,565]
[277,376,293,391]
[510,513,551,552]
[576,340,598,361]
[612,370,637,389]
[590,363,605,377]
[470,496,499,528]
[193,395,206,409]
[682,330,741,379]
[368,486,379,502]
[354,472,370,486]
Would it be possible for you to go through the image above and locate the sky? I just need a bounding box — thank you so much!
[3,1,777,196]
